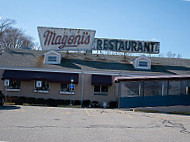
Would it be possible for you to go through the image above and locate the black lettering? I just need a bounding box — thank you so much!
[131,41,137,51]
[138,41,143,52]
[144,42,150,53]
[97,39,102,50]
[109,40,114,50]
[114,40,119,51]
[125,41,130,51]
[150,42,155,52]
[155,42,160,53]
[119,41,124,51]
[110,40,118,51]
[103,39,109,50]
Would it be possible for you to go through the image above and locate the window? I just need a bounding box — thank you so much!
[138,61,148,67]
[133,55,151,70]
[169,80,181,95]
[34,81,49,93]
[6,80,21,91]
[47,56,57,62]
[122,81,141,97]
[94,85,108,95]
[144,81,163,96]
[60,83,75,95]
[44,51,61,64]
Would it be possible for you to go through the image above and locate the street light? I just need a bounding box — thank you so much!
[70,77,74,106]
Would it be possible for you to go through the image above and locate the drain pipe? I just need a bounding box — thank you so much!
[80,72,84,107]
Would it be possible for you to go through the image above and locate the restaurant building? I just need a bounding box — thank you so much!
[0,27,190,108]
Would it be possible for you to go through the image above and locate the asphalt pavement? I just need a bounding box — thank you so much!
[0,105,190,142]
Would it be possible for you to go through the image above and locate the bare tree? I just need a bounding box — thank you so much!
[0,18,34,49]
[166,51,182,58]
[0,18,15,34]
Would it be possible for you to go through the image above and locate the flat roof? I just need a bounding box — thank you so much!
[114,75,190,83]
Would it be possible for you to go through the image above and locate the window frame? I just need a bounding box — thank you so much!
[60,83,75,95]
[138,60,148,67]
[46,55,59,64]
[6,80,21,92]
[34,80,50,93]
[93,85,108,95]
[137,60,149,69]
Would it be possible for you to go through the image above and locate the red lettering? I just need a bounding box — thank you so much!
[43,30,91,48]
[55,35,61,44]
[74,35,81,45]
[80,32,85,44]
[84,35,90,44]
[68,35,74,44]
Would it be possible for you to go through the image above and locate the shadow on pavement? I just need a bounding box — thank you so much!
[0,105,21,110]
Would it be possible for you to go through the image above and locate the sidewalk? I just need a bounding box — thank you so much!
[132,105,190,115]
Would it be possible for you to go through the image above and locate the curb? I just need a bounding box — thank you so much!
[133,109,190,115]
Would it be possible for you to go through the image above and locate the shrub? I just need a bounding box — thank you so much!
[83,100,91,107]
[73,100,81,105]
[109,101,117,108]
[27,97,36,104]
[92,101,99,108]
[35,98,46,104]
[47,99,57,107]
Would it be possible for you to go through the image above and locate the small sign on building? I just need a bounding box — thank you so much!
[36,81,42,88]
[4,79,9,86]
[69,84,75,91]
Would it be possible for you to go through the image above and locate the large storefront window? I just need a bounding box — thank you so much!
[6,80,21,91]
[34,81,49,93]
[144,81,163,96]
[122,81,141,97]
[169,80,181,95]
[177,80,190,95]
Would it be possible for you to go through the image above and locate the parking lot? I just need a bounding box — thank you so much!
[0,105,190,142]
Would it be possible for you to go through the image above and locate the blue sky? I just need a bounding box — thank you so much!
[0,0,190,58]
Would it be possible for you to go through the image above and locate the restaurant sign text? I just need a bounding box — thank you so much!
[38,27,96,50]
[94,38,160,54]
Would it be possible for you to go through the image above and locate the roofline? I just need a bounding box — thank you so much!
[114,75,190,83]
[0,66,173,77]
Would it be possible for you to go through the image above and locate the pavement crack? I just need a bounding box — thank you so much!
[16,125,57,129]
[162,120,190,134]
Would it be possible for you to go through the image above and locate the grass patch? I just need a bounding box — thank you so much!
[133,109,159,113]
[4,102,15,105]
[171,111,190,115]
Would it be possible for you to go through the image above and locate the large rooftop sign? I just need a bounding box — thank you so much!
[38,27,96,50]
[94,38,160,54]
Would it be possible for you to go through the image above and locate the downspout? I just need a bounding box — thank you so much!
[80,72,84,107]
[118,81,121,109]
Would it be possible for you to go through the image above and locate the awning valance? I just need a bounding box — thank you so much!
[2,70,79,84]
[91,74,112,86]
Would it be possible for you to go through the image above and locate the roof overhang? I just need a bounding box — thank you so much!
[114,75,190,83]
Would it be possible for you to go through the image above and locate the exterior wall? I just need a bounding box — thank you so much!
[82,74,117,105]
[0,69,118,106]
